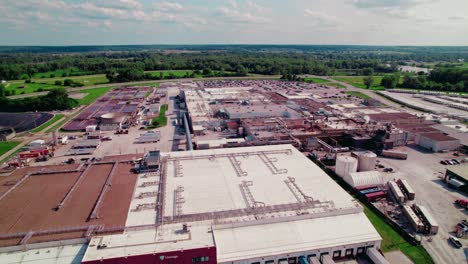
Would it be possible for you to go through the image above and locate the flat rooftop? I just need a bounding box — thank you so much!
[163,144,359,220]
[82,145,380,262]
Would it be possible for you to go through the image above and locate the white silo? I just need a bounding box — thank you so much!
[335,156,358,178]
[357,152,377,172]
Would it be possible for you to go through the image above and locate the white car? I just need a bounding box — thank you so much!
[449,235,463,248]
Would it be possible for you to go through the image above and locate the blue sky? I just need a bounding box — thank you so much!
[0,0,467,46]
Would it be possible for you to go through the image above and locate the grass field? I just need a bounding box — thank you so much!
[149,104,168,128]
[37,74,108,86]
[303,77,346,88]
[46,118,69,133]
[332,76,386,90]
[31,114,64,132]
[29,67,93,79]
[363,206,434,264]
[5,82,63,94]
[346,91,371,99]
[75,87,113,105]
[303,77,329,83]
[0,141,21,157]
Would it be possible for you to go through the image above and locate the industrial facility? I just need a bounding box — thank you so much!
[0,145,384,264]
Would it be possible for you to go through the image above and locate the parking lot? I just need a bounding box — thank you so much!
[377,145,468,263]
[36,87,181,166]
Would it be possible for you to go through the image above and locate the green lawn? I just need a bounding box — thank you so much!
[75,87,112,105]
[31,114,64,132]
[303,78,346,88]
[5,82,64,94]
[0,141,21,157]
[303,77,329,83]
[37,74,108,86]
[346,91,371,99]
[30,67,93,79]
[333,76,386,90]
[363,206,434,264]
[149,104,168,128]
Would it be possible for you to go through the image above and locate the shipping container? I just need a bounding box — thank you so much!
[398,179,415,200]
[366,191,386,202]
[402,204,424,232]
[388,181,406,203]
[414,204,439,235]
[308,256,321,264]
[360,187,382,195]
[381,150,408,160]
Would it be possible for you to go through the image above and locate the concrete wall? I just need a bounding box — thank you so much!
[417,136,460,152]
[82,246,216,264]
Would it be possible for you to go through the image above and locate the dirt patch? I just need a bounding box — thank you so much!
[69,93,88,99]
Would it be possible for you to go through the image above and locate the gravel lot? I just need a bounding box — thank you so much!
[377,145,468,263]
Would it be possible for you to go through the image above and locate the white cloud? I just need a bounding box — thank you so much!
[153,2,184,12]
[304,9,339,27]
[215,1,270,24]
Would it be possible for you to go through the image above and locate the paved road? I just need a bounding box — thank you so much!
[7,75,281,99]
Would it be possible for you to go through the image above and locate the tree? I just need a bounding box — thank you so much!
[54,80,63,86]
[63,79,73,86]
[362,68,374,76]
[105,69,117,83]
[363,76,374,89]
[0,84,6,97]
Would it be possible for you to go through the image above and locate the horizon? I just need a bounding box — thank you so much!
[1,0,467,46]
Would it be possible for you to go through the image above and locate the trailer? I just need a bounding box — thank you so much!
[367,248,389,264]
[398,179,415,200]
[366,191,386,202]
[381,150,408,160]
[321,254,335,264]
[308,256,321,264]
[299,256,309,264]
[388,181,405,203]
[360,187,382,195]
[414,204,439,235]
[402,204,424,232]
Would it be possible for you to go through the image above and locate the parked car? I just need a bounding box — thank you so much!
[446,160,454,165]
[452,159,460,165]
[101,136,112,141]
[383,168,393,172]
[440,160,448,165]
[449,235,463,248]
[455,199,468,208]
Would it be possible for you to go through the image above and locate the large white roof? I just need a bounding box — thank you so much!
[163,144,359,219]
[214,212,381,263]
[83,145,381,262]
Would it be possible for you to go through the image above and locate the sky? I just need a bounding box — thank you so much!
[0,0,467,46]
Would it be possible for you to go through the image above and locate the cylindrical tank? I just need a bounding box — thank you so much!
[358,152,377,172]
[335,156,358,178]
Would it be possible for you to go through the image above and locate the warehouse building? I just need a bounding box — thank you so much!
[82,145,383,264]
[416,132,460,152]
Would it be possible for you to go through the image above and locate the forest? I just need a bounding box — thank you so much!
[0,86,78,112]
[0,45,467,92]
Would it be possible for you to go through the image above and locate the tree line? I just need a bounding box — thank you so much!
[0,85,78,112]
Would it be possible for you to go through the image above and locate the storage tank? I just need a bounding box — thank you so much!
[335,155,358,178]
[358,152,377,172]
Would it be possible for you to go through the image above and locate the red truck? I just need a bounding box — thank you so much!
[455,199,468,208]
